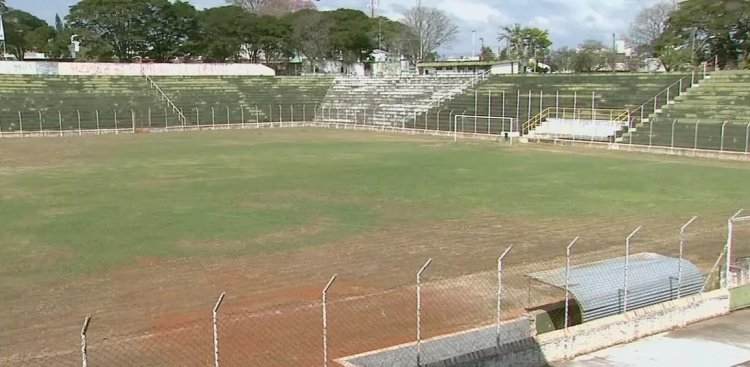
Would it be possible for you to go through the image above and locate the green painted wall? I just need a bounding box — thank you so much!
[730,284,750,310]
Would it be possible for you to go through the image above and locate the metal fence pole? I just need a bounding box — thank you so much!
[95,110,100,134]
[649,119,654,147]
[38,110,43,133]
[527,91,532,123]
[565,237,580,330]
[726,210,745,288]
[695,120,701,150]
[269,105,273,123]
[227,106,231,125]
[746,122,750,153]
[58,110,63,137]
[241,105,245,128]
[279,104,283,123]
[671,119,677,148]
[436,110,442,131]
[256,106,260,124]
[303,104,306,123]
[114,110,119,133]
[131,109,136,133]
[148,107,152,128]
[623,226,642,313]
[502,90,506,120]
[78,110,82,136]
[416,259,433,367]
[555,91,559,119]
[322,275,337,367]
[80,315,91,367]
[196,108,200,128]
[18,111,23,135]
[516,90,520,122]
[678,216,698,298]
[290,105,294,123]
[213,292,226,367]
[211,107,216,128]
[474,90,478,127]
[573,91,577,116]
[497,246,513,344]
[721,121,729,151]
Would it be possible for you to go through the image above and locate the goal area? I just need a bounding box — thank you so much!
[453,115,519,137]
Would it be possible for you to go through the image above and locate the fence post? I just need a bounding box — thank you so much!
[695,120,701,150]
[516,90,520,122]
[746,122,750,153]
[322,275,337,367]
[269,105,273,123]
[654,95,658,115]
[303,104,307,123]
[502,91,506,120]
[565,237,580,330]
[416,259,432,367]
[527,91,532,123]
[678,216,698,299]
[279,104,283,124]
[148,107,152,128]
[436,110,442,131]
[227,106,231,126]
[241,105,245,128]
[623,226,642,313]
[591,91,596,122]
[667,86,670,103]
[213,292,226,367]
[497,246,513,344]
[18,111,23,135]
[59,110,63,137]
[131,109,136,133]
[573,91,577,117]
[78,110,82,136]
[721,121,729,151]
[211,106,216,128]
[290,105,295,123]
[649,118,654,147]
[474,90,478,128]
[725,210,745,288]
[95,110,100,134]
[114,110,118,134]
[164,108,169,130]
[39,110,43,133]
[540,90,544,120]
[196,108,200,128]
[256,106,260,124]
[671,119,677,148]
[80,315,91,367]
[449,110,455,140]
[555,91,559,119]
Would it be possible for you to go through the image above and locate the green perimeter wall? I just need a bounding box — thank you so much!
[731,284,750,310]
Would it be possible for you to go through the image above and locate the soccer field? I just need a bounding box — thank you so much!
[2,128,749,365]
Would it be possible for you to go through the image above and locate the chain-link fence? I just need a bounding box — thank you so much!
[2,209,740,367]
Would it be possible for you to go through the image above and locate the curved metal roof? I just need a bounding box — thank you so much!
[528,252,703,322]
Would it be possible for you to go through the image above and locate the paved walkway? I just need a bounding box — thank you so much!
[552,309,750,367]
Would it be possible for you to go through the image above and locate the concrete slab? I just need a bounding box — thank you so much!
[552,309,750,367]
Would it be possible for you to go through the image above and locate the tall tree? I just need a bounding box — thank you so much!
[227,0,316,16]
[498,24,552,68]
[289,9,332,71]
[401,4,458,61]
[549,47,577,72]
[629,0,676,59]
[2,9,54,60]
[67,0,154,61]
[657,0,750,68]
[328,8,375,62]
[197,5,247,61]
[479,45,495,61]
[573,40,608,72]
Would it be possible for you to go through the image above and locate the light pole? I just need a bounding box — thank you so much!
[472,31,476,58]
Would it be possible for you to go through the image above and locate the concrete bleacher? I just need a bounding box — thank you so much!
[152,76,333,124]
[0,75,334,132]
[627,70,750,152]
[530,118,625,142]
[316,75,479,126]
[414,73,689,134]
[0,75,171,132]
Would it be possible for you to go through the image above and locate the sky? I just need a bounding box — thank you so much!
[5,0,658,57]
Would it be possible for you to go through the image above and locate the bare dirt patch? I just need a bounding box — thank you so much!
[0,210,731,366]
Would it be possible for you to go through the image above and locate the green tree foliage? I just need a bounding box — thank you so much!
[657,0,750,69]
[479,46,495,61]
[573,40,608,72]
[498,24,552,63]
[327,9,375,63]
[196,5,248,62]
[2,9,55,60]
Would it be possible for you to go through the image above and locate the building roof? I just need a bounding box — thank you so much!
[417,60,519,68]
[527,252,703,322]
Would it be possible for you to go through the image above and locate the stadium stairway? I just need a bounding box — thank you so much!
[315,73,485,126]
[626,70,750,152]
[0,75,177,132]
[414,73,690,136]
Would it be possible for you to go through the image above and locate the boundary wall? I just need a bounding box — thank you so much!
[0,61,275,76]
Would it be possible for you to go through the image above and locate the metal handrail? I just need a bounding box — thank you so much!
[143,73,187,125]
[632,71,707,123]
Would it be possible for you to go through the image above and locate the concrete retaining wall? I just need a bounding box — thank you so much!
[339,289,730,367]
[0,61,275,76]
[544,139,750,162]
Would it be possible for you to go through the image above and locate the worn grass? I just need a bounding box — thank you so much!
[1,128,749,284]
